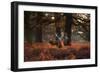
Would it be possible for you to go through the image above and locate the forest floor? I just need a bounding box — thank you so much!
[24,42,90,62]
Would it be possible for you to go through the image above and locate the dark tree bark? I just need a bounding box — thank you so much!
[35,13,43,42]
[24,11,33,44]
[64,13,73,45]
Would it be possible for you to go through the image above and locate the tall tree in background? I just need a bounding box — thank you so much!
[64,13,73,45]
[24,12,44,44]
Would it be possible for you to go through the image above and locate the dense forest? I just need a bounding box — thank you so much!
[24,11,90,61]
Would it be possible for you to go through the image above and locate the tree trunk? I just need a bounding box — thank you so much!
[64,13,73,45]
[35,13,43,42]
